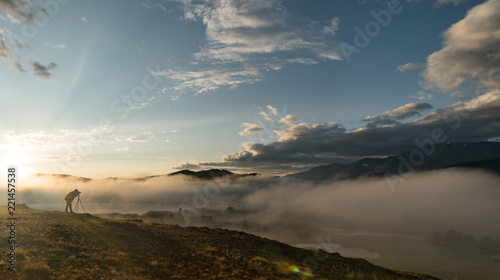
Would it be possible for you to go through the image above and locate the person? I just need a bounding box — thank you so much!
[65,189,81,213]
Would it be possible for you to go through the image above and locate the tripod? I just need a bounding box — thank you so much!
[74,194,87,214]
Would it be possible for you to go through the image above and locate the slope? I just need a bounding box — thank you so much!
[0,206,438,280]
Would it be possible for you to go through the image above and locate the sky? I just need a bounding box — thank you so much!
[0,0,499,178]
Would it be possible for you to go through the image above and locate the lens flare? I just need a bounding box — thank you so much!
[289,265,313,277]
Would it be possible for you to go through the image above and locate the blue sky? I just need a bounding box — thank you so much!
[1,0,499,178]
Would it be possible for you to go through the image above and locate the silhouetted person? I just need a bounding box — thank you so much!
[65,189,81,213]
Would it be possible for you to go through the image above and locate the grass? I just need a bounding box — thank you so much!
[0,206,439,279]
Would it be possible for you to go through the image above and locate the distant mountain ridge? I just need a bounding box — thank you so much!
[168,169,258,179]
[288,142,500,181]
[36,169,258,182]
[36,142,500,182]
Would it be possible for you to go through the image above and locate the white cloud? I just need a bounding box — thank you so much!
[363,102,433,127]
[0,13,20,24]
[412,91,433,101]
[182,0,342,62]
[0,30,11,60]
[161,0,342,94]
[385,102,434,119]
[130,102,153,110]
[434,0,467,7]
[323,17,340,35]
[125,134,155,142]
[15,39,30,49]
[0,128,109,152]
[81,17,87,22]
[405,0,467,7]
[43,42,68,49]
[172,162,202,170]
[278,114,297,124]
[142,1,167,12]
[0,0,40,23]
[239,123,264,136]
[258,105,279,121]
[423,0,500,92]
[10,59,26,74]
[415,89,500,125]
[154,64,261,94]
[397,62,424,72]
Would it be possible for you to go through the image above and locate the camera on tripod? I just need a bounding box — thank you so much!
[74,193,87,214]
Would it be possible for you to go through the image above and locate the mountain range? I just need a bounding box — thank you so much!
[36,142,500,183]
[287,141,500,181]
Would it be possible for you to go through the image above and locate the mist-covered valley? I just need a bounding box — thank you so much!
[6,167,500,280]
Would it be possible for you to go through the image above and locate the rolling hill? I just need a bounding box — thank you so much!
[0,206,438,280]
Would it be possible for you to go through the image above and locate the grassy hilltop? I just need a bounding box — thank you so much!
[0,206,438,280]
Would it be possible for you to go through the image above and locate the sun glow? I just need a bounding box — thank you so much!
[1,151,33,167]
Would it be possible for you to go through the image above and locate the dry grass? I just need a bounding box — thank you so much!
[0,207,438,279]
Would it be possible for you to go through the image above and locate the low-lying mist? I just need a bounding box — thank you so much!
[245,169,500,238]
[6,168,500,239]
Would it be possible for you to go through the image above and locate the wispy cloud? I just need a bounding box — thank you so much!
[433,0,468,7]
[0,0,42,24]
[142,1,167,12]
[0,129,104,152]
[405,0,468,8]
[180,0,341,62]
[0,13,20,24]
[10,59,26,74]
[365,102,433,121]
[155,64,261,94]
[0,2,64,80]
[31,61,58,80]
[0,128,170,157]
[397,62,424,72]
[130,102,153,110]
[362,102,433,128]
[0,30,12,60]
[43,42,68,49]
[411,91,433,101]
[239,123,264,136]
[158,0,342,94]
